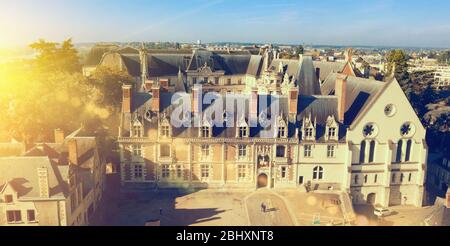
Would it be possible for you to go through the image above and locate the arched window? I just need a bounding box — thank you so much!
[405,140,412,162]
[359,141,366,163]
[396,140,403,163]
[313,166,323,180]
[369,140,376,163]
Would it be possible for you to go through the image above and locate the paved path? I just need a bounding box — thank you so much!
[245,189,295,226]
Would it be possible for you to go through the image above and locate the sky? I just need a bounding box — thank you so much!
[0,0,450,48]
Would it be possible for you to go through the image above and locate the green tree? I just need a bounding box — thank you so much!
[30,38,81,74]
[295,45,304,55]
[89,67,134,109]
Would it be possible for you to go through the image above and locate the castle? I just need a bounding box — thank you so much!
[91,45,427,207]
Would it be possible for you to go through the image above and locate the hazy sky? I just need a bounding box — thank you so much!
[1,0,450,48]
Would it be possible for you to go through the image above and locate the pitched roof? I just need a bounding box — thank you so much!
[0,156,68,199]
[321,73,387,125]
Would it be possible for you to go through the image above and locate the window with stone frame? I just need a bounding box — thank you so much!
[238,145,247,158]
[176,165,183,179]
[327,145,335,158]
[132,125,143,137]
[281,166,287,179]
[239,127,248,137]
[6,210,21,223]
[238,165,247,180]
[160,125,170,137]
[201,126,210,138]
[304,128,313,138]
[214,77,219,85]
[201,164,210,179]
[304,145,312,157]
[134,164,143,178]
[278,126,286,138]
[160,144,171,158]
[162,165,170,178]
[201,144,210,159]
[328,127,336,139]
[313,166,323,180]
[132,144,142,156]
[276,145,286,157]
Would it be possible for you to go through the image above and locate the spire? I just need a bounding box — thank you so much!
[139,42,148,85]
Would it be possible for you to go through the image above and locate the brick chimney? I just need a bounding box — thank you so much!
[37,167,50,198]
[68,138,78,165]
[122,84,132,113]
[151,84,161,113]
[249,87,258,125]
[335,74,347,123]
[288,87,299,115]
[54,129,65,144]
[191,85,201,114]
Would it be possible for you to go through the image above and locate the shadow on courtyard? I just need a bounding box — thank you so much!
[91,174,226,226]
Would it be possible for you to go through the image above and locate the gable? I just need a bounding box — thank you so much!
[341,62,356,76]
[347,78,426,143]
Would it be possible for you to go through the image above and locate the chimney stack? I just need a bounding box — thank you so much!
[151,84,161,113]
[191,85,202,114]
[288,87,299,116]
[335,74,347,123]
[54,129,65,144]
[122,84,132,113]
[249,87,258,126]
[37,167,50,198]
[68,138,78,165]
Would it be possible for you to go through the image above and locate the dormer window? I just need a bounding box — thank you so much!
[159,117,171,138]
[325,115,339,141]
[328,128,336,138]
[277,126,286,138]
[276,116,287,138]
[236,115,249,138]
[4,194,13,203]
[161,125,170,137]
[239,127,248,138]
[302,115,316,141]
[201,126,210,138]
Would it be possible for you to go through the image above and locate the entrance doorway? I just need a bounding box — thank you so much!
[367,193,376,205]
[257,173,268,188]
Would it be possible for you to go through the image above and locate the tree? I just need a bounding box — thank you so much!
[295,45,304,55]
[89,67,134,110]
[29,38,81,74]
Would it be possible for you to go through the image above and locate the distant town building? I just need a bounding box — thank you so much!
[0,128,106,226]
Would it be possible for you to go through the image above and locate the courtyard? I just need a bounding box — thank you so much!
[93,180,353,226]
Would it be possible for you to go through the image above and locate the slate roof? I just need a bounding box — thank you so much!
[83,44,120,66]
[313,61,346,82]
[0,156,69,199]
[321,73,386,125]
[0,130,100,200]
[123,91,345,141]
